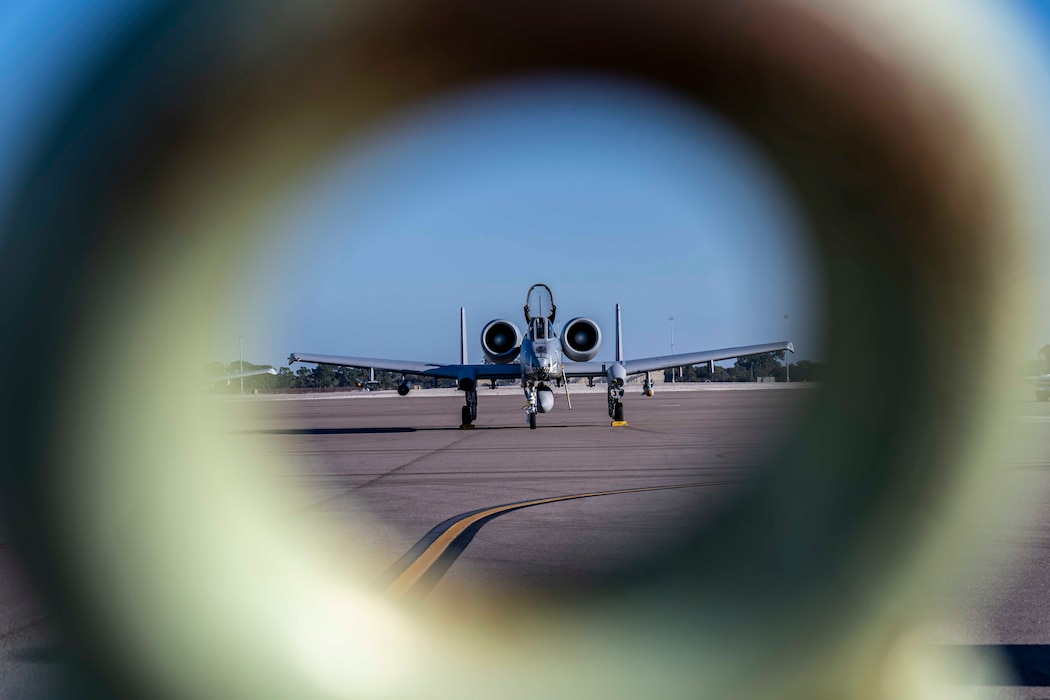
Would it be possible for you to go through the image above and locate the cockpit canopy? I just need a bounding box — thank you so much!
[530,317,550,341]
[524,283,556,325]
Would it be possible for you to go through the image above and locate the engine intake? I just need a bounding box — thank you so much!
[481,319,521,364]
[561,317,602,362]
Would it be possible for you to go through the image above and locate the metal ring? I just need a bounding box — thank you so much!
[0,1,1030,696]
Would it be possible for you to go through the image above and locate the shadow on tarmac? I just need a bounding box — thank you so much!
[981,645,1050,686]
[12,646,69,664]
[235,424,594,435]
[938,645,1050,686]
[237,427,419,435]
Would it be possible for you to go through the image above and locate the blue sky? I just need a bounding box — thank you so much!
[233,78,817,367]
[3,2,1050,370]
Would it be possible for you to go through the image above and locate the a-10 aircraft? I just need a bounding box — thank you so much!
[289,284,793,429]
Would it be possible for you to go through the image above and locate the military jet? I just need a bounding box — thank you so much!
[289,283,793,429]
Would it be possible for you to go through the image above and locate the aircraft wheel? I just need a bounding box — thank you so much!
[529,413,537,430]
[461,405,472,425]
[613,402,625,422]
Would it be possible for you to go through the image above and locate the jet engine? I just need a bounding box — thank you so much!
[560,317,602,362]
[481,319,521,363]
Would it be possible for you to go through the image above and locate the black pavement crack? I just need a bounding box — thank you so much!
[291,430,480,514]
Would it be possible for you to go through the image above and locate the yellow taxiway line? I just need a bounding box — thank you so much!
[384,481,735,598]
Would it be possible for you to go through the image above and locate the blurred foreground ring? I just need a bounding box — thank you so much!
[0,1,1036,698]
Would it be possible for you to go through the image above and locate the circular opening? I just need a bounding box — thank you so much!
[0,2,1028,697]
[209,75,822,599]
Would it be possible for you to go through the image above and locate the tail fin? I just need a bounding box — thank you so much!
[615,304,623,362]
[460,307,468,364]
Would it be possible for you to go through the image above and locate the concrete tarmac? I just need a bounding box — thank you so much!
[4,383,1050,697]
[221,385,809,598]
[181,383,1050,697]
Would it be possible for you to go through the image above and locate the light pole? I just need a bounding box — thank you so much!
[783,315,790,383]
[669,316,675,382]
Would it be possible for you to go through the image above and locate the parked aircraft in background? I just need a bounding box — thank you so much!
[290,284,793,429]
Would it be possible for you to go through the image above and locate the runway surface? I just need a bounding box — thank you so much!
[3,383,1050,697]
[222,385,807,598]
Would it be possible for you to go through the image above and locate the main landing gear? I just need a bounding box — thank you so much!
[460,382,478,429]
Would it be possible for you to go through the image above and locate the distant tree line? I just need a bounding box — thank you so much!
[208,344,1050,392]
[206,351,825,393]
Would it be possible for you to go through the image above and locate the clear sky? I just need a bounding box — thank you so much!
[232,77,818,368]
[3,2,1050,370]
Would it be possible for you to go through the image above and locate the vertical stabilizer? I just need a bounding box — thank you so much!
[615,304,623,362]
[460,307,468,364]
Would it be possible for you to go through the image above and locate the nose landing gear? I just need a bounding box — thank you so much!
[524,385,538,429]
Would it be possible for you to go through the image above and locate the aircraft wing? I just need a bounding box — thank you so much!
[623,341,794,375]
[288,353,522,380]
[206,367,277,383]
[562,361,622,378]
[561,341,794,378]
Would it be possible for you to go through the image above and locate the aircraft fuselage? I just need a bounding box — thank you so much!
[518,318,563,383]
